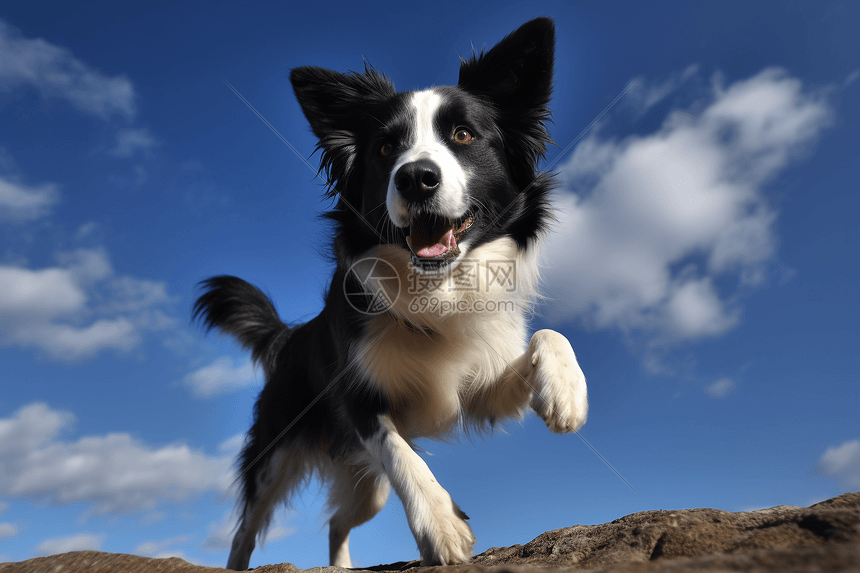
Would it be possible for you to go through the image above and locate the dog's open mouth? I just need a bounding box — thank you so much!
[405,213,474,264]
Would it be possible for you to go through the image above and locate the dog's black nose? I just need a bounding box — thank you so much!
[394,159,441,202]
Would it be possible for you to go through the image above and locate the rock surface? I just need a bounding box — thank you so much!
[2,492,858,573]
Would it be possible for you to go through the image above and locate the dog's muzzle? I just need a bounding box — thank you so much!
[391,159,475,270]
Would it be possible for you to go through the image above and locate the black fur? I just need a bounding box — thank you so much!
[195,18,558,569]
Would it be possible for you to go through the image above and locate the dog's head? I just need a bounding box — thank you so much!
[291,18,555,271]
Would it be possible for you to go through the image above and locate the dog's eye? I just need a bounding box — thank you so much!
[453,128,473,144]
[380,143,393,156]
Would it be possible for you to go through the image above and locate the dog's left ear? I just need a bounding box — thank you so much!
[458,18,554,174]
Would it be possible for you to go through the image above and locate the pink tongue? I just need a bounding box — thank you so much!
[416,229,456,257]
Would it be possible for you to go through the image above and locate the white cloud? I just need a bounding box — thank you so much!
[22,319,138,358]
[0,20,135,120]
[155,550,191,560]
[265,522,298,544]
[75,221,99,239]
[0,403,235,516]
[203,509,295,553]
[218,433,246,457]
[817,440,860,489]
[202,511,236,553]
[0,402,72,458]
[0,248,172,360]
[134,535,192,557]
[542,68,831,341]
[37,533,104,556]
[666,278,739,337]
[626,64,699,111]
[109,128,158,157]
[0,522,18,540]
[185,358,260,398]
[705,377,735,398]
[0,176,59,221]
[101,275,171,314]
[139,512,166,525]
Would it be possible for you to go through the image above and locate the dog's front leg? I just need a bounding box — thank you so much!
[471,329,588,433]
[360,415,475,565]
[526,329,588,433]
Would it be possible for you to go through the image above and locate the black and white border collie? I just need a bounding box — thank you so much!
[195,17,588,570]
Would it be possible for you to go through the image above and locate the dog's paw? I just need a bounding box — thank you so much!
[527,329,588,434]
[415,497,475,565]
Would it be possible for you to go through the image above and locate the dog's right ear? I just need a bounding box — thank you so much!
[291,66,396,193]
[290,66,396,139]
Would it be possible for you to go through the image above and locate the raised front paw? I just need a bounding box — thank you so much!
[527,329,588,434]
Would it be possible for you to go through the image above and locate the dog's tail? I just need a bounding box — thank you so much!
[193,276,293,374]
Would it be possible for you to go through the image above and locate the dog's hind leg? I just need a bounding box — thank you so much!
[226,445,313,571]
[325,460,391,567]
[226,516,255,572]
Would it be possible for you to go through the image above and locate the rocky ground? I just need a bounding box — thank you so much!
[2,492,858,573]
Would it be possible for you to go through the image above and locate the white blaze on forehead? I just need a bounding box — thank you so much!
[386,89,470,228]
[411,90,443,153]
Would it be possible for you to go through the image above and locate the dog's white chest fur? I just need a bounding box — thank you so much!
[352,238,537,435]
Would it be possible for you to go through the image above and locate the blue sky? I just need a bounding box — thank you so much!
[1,0,858,568]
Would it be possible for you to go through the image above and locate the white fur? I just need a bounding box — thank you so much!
[325,461,391,567]
[386,90,470,228]
[359,415,475,565]
[346,237,588,565]
[352,237,536,435]
[526,330,589,433]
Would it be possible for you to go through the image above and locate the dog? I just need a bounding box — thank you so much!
[194,17,588,570]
